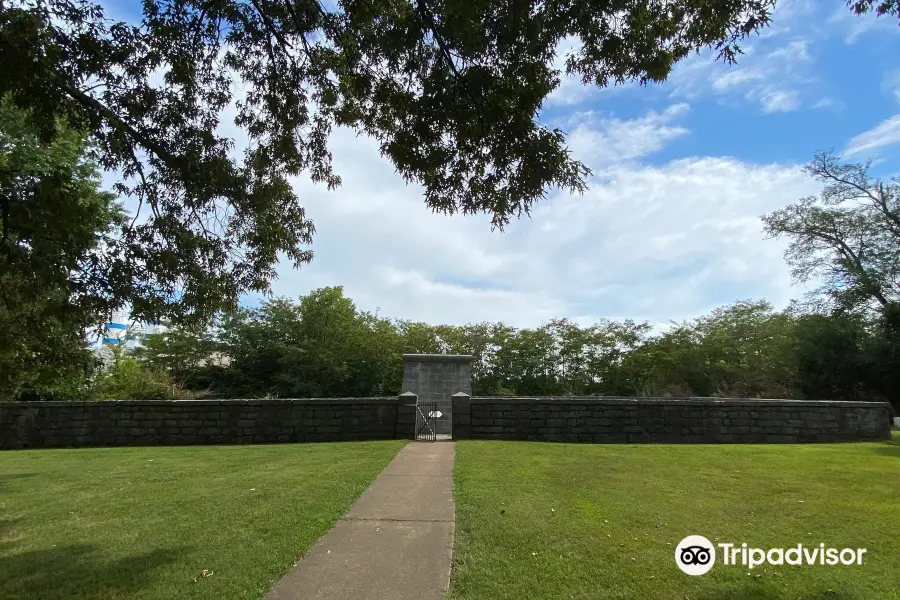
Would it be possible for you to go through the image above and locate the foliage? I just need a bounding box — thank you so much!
[0,96,122,400]
[211,287,404,398]
[134,326,222,390]
[93,347,194,400]
[10,0,892,325]
[848,0,900,20]
[13,284,896,410]
[130,287,896,414]
[616,300,794,398]
[791,312,870,401]
[760,151,900,410]
[762,150,900,314]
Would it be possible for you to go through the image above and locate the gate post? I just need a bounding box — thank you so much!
[396,392,417,440]
[452,392,471,439]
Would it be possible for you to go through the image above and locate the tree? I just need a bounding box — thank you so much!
[95,346,193,400]
[6,0,893,325]
[134,325,221,389]
[0,97,122,400]
[209,287,402,397]
[864,303,900,413]
[790,312,870,401]
[215,299,310,397]
[618,321,707,396]
[615,301,800,398]
[762,151,899,315]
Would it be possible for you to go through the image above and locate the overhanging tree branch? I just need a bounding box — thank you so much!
[58,79,179,168]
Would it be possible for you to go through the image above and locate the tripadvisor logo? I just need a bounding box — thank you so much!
[675,535,716,575]
[675,535,867,576]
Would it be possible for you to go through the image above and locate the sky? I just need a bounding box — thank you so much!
[101,0,900,330]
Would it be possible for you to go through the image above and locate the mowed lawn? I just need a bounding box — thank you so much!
[0,441,404,600]
[451,435,900,600]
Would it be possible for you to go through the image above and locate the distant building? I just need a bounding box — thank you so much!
[102,310,162,349]
[92,345,116,371]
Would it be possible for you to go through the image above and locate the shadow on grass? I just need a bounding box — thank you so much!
[871,445,900,458]
[0,516,22,531]
[697,583,863,600]
[0,543,190,600]
[0,473,37,492]
[870,435,900,458]
[0,518,20,534]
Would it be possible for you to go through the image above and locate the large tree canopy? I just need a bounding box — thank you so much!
[2,0,896,324]
[762,150,900,314]
[0,97,121,399]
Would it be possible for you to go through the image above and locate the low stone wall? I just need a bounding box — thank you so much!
[451,395,892,443]
[0,396,419,450]
[3,394,891,449]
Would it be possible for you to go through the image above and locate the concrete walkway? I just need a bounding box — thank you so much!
[263,442,455,600]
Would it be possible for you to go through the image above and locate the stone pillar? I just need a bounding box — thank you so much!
[401,354,473,436]
[395,392,417,440]
[452,392,471,438]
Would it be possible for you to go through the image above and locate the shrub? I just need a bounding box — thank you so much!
[94,350,196,400]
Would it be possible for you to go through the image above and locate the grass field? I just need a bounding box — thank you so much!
[0,441,404,600]
[451,436,900,600]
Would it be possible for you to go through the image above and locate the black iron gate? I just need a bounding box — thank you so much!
[415,400,438,441]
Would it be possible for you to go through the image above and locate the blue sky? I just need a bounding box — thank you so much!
[101,0,900,329]
[541,1,900,170]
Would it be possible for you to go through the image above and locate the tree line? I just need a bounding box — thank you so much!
[22,285,897,413]
[120,291,894,412]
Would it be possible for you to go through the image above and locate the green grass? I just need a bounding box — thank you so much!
[0,441,404,600]
[451,435,900,600]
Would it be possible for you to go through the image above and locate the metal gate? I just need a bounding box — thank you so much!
[415,397,453,441]
[415,400,438,441]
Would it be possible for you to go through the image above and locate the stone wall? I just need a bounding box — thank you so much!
[452,396,891,443]
[3,393,891,450]
[0,396,419,450]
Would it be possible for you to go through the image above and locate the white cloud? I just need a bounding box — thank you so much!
[766,39,811,62]
[828,5,900,44]
[884,69,900,103]
[711,68,764,93]
[266,109,819,328]
[545,36,635,107]
[844,114,900,157]
[564,104,690,170]
[667,37,810,113]
[663,51,719,100]
[558,1,823,111]
[546,37,589,106]
[812,97,838,110]
[759,89,801,113]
